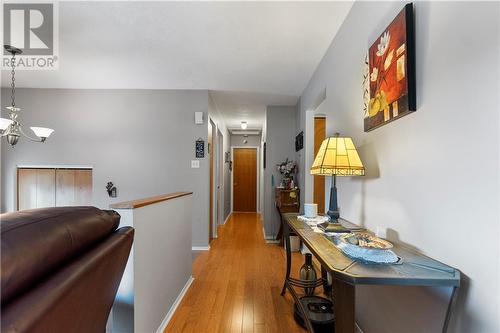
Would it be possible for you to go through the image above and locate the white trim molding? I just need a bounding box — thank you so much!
[17,164,93,169]
[223,213,232,225]
[155,276,194,333]
[262,227,279,244]
[192,246,211,251]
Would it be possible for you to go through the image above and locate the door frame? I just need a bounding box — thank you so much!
[217,129,224,227]
[230,146,260,213]
[304,100,327,207]
[208,118,216,241]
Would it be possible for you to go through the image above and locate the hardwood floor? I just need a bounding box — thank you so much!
[164,212,307,333]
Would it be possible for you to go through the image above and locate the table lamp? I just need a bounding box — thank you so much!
[310,134,365,222]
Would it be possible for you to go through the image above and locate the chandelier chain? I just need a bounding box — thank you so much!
[10,53,16,107]
[2,44,54,146]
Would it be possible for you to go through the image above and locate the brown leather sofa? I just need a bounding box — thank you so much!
[1,206,134,333]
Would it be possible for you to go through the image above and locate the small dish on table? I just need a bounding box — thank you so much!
[339,232,393,250]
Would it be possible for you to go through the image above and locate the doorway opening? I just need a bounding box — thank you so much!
[304,90,327,212]
[313,116,326,213]
[231,147,258,212]
[208,118,216,242]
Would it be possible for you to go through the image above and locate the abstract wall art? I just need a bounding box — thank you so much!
[364,3,416,132]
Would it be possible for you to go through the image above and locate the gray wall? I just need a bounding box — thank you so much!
[1,88,211,247]
[230,134,261,147]
[297,2,499,332]
[263,105,297,238]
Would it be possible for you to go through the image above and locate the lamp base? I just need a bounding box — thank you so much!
[327,210,339,223]
[328,176,339,223]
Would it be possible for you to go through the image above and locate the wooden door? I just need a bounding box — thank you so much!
[17,168,56,210]
[233,148,257,212]
[208,121,214,241]
[56,169,92,206]
[313,117,326,213]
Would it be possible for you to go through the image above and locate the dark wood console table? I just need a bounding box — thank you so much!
[281,213,460,333]
[275,188,300,244]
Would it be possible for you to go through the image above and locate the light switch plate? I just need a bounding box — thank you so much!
[194,112,204,124]
[191,160,200,168]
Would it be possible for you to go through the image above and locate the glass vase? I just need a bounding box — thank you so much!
[299,253,317,295]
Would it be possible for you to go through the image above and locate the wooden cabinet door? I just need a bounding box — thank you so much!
[18,169,37,210]
[56,169,76,206]
[56,169,92,206]
[18,168,92,210]
[37,169,56,208]
[233,148,257,212]
[17,168,55,210]
[74,170,92,205]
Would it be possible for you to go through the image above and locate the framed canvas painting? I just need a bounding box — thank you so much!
[295,131,303,152]
[364,3,416,132]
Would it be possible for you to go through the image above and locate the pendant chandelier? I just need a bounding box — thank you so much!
[1,45,54,146]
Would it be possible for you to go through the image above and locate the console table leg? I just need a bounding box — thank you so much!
[333,278,355,333]
[281,221,292,296]
[276,208,284,244]
[321,266,332,298]
[442,286,458,333]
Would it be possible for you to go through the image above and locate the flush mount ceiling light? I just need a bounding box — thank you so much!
[1,45,54,146]
[240,121,248,130]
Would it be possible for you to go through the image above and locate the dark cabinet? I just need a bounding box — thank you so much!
[275,188,300,243]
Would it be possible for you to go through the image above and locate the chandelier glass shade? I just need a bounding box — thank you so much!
[1,45,54,146]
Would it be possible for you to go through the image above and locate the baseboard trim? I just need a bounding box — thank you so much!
[355,322,364,333]
[262,227,279,244]
[155,276,194,333]
[223,213,232,225]
[192,246,210,251]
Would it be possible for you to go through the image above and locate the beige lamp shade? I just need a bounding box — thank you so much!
[310,137,365,176]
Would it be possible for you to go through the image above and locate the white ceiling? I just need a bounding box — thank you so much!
[211,90,297,130]
[1,1,353,128]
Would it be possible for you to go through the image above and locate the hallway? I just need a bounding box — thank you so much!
[164,213,306,333]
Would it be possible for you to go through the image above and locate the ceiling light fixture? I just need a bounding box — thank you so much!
[1,45,54,146]
[240,121,248,130]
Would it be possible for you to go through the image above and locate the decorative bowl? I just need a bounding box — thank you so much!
[339,232,393,251]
